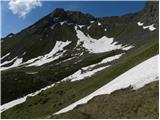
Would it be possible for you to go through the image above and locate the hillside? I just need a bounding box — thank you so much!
[52,81,159,119]
[1,1,159,119]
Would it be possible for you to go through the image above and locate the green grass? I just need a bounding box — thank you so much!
[2,36,158,118]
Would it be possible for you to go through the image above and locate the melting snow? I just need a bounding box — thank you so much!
[137,22,156,31]
[122,46,134,51]
[87,25,92,29]
[0,83,56,113]
[24,56,42,65]
[82,53,124,70]
[143,24,156,31]
[0,58,23,71]
[1,53,10,60]
[99,53,124,64]
[60,22,64,25]
[50,24,55,29]
[54,55,159,115]
[78,25,85,28]
[27,40,71,66]
[98,22,102,26]
[137,22,144,26]
[0,41,71,69]
[75,27,133,53]
[62,66,109,82]
[25,72,38,74]
[90,21,94,23]
[0,57,17,66]
[62,53,123,82]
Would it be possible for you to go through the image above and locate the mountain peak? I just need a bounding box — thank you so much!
[51,8,65,17]
[49,8,95,25]
[54,8,65,13]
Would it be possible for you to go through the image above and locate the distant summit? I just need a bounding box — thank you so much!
[49,8,95,25]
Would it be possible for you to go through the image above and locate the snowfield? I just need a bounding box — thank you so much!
[54,55,159,115]
[137,22,156,31]
[75,26,133,53]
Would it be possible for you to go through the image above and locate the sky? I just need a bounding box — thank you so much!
[1,0,146,38]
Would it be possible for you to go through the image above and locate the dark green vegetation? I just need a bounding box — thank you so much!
[53,81,159,119]
[1,1,159,119]
[2,35,158,118]
[1,49,124,104]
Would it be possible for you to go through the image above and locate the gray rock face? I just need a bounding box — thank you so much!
[135,1,159,27]
[101,1,158,27]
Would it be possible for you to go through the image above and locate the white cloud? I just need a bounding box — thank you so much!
[8,0,42,18]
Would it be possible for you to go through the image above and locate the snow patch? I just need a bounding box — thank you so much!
[98,22,102,26]
[0,53,11,60]
[25,72,38,74]
[100,53,124,64]
[0,83,56,113]
[1,53,10,60]
[0,58,23,71]
[50,24,55,29]
[78,25,85,28]
[137,22,144,26]
[62,66,109,82]
[0,41,71,70]
[137,22,156,31]
[87,25,92,29]
[90,21,94,23]
[60,22,65,25]
[0,57,17,66]
[143,24,156,31]
[82,53,124,70]
[75,27,133,53]
[62,53,123,82]
[24,56,42,64]
[54,55,159,115]
[27,40,71,66]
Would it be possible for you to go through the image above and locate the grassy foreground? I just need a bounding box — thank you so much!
[53,81,159,119]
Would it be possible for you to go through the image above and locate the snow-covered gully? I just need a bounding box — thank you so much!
[54,55,159,115]
[75,26,133,53]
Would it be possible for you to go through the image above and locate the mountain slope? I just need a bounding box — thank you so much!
[1,1,159,119]
[1,33,158,118]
